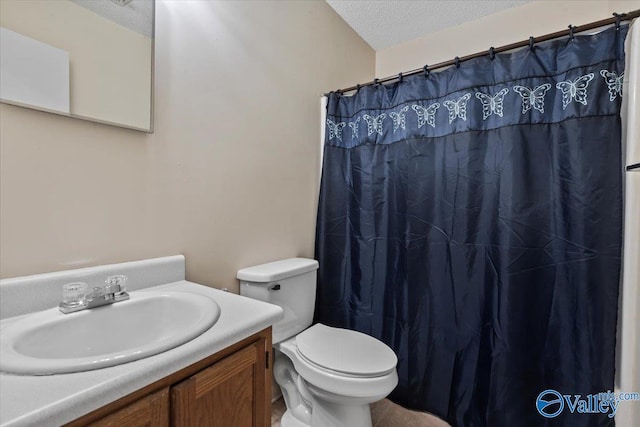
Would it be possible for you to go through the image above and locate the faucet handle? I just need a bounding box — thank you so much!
[105,275,128,294]
[61,282,88,308]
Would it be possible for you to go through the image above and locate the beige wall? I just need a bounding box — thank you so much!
[0,0,374,291]
[376,0,640,77]
[0,0,152,129]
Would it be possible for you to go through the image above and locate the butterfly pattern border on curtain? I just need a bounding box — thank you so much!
[326,68,623,146]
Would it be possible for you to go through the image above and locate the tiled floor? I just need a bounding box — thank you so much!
[271,398,451,427]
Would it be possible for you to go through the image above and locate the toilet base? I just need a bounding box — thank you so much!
[309,400,372,427]
[279,399,373,427]
[281,410,311,427]
[274,348,375,427]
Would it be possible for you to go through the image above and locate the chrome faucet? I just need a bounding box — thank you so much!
[59,275,130,314]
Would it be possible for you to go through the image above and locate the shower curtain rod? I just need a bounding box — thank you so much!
[329,9,640,95]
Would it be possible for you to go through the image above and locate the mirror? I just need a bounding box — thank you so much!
[0,0,154,132]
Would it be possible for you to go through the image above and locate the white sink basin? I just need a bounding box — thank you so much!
[0,291,221,375]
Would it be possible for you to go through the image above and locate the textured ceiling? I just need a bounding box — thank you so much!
[71,0,153,38]
[326,0,534,50]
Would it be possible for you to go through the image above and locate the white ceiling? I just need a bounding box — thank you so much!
[326,0,535,51]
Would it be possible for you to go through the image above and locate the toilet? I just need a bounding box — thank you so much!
[237,258,398,427]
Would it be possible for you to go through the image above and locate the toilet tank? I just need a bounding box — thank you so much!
[237,258,319,344]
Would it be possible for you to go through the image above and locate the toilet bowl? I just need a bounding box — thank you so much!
[237,258,398,427]
[276,324,398,427]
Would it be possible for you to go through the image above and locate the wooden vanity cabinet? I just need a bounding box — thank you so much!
[86,388,169,427]
[66,328,272,427]
[171,339,267,426]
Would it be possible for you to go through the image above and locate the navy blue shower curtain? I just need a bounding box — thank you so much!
[315,26,626,427]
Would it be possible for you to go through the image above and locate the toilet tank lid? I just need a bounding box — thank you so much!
[237,258,319,282]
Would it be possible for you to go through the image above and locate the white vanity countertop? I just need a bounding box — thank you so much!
[0,280,284,427]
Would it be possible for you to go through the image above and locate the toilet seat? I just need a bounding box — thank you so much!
[277,339,398,400]
[295,324,397,377]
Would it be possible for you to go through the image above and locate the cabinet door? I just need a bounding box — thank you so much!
[171,339,268,427]
[88,387,169,427]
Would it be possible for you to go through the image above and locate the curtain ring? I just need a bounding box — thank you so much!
[398,72,403,83]
[356,84,361,92]
[568,25,575,40]
[423,65,430,78]
[374,78,380,86]
[488,47,495,60]
[454,56,461,68]
[613,13,624,31]
[529,36,535,49]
